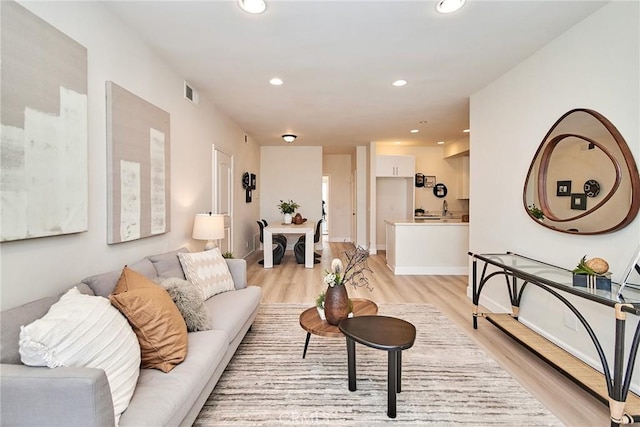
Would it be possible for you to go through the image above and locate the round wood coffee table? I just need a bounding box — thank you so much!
[299,298,377,359]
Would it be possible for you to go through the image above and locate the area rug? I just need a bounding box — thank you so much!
[194,303,562,426]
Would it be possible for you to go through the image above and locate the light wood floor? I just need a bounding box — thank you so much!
[246,240,611,426]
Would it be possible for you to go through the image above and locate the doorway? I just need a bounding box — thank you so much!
[213,147,233,253]
[322,176,329,235]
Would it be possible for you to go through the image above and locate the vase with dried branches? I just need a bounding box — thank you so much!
[322,245,373,325]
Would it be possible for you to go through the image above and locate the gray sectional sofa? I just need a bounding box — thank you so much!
[0,248,262,426]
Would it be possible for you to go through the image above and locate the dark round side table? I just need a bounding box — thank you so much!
[338,315,416,419]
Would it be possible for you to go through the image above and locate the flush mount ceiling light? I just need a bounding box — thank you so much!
[392,79,408,87]
[463,129,470,133]
[282,134,297,143]
[269,77,283,86]
[435,0,465,14]
[410,129,419,133]
[238,0,266,14]
[437,141,445,145]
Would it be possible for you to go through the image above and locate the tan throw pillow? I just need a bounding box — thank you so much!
[178,249,235,300]
[109,267,187,373]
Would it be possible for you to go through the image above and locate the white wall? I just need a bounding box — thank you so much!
[260,146,323,232]
[0,2,260,310]
[323,154,352,242]
[470,2,639,388]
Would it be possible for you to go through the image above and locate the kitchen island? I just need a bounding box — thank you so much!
[385,219,469,275]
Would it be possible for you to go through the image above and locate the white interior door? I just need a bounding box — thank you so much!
[213,147,233,253]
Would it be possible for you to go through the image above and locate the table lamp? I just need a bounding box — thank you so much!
[192,213,224,250]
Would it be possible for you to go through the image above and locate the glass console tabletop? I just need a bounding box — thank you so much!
[471,252,640,310]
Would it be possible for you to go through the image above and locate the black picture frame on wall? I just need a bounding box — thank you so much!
[250,173,256,190]
[556,180,572,196]
[570,193,587,210]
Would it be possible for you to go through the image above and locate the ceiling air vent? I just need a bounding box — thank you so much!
[184,81,199,106]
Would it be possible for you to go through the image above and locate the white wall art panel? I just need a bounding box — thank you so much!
[0,1,88,241]
[106,81,170,244]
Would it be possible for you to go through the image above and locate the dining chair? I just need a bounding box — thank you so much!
[256,221,285,265]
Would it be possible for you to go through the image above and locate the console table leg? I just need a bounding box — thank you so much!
[388,351,398,418]
[397,350,402,393]
[346,337,356,391]
[302,332,311,359]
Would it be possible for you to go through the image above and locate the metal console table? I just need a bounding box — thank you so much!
[470,252,640,426]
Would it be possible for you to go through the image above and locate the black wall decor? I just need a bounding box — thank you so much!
[571,193,587,210]
[556,180,571,196]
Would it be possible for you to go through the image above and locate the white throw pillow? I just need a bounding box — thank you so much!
[19,287,141,424]
[178,248,235,299]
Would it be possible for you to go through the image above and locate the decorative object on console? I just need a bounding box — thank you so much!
[523,108,640,234]
[277,199,300,224]
[192,212,225,250]
[1,2,88,242]
[106,81,170,244]
[572,255,611,291]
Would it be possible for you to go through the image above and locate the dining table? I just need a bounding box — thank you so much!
[263,221,315,268]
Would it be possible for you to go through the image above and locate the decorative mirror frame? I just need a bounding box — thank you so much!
[523,108,640,234]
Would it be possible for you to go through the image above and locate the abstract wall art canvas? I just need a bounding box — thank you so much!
[106,82,170,244]
[0,1,88,242]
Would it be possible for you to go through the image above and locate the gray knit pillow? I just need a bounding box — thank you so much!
[159,277,211,332]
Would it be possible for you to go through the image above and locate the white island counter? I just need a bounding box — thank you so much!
[385,219,469,275]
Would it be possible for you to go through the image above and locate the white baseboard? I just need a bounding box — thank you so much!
[390,266,469,275]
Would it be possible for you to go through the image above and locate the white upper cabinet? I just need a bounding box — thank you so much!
[376,155,415,177]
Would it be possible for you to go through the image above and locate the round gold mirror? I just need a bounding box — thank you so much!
[523,108,640,234]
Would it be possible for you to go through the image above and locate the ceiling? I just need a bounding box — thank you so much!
[103,0,606,149]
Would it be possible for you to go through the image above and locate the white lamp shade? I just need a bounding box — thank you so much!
[192,213,225,241]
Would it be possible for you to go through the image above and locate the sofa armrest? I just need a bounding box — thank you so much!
[0,364,115,427]
[225,258,247,289]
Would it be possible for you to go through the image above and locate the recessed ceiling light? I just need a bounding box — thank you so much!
[463,129,470,133]
[435,0,465,14]
[437,141,445,145]
[269,77,283,86]
[410,129,419,133]
[238,0,266,14]
[392,79,407,87]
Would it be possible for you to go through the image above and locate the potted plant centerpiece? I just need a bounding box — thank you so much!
[278,199,300,224]
[322,245,373,325]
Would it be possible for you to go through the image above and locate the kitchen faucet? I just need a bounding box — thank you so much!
[442,199,448,216]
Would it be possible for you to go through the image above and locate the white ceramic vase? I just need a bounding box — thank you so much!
[283,213,292,224]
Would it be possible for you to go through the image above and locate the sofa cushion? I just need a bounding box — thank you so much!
[159,277,211,332]
[204,286,262,344]
[178,249,235,300]
[110,267,187,373]
[118,329,229,427]
[148,247,188,279]
[18,287,140,424]
[83,258,157,297]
